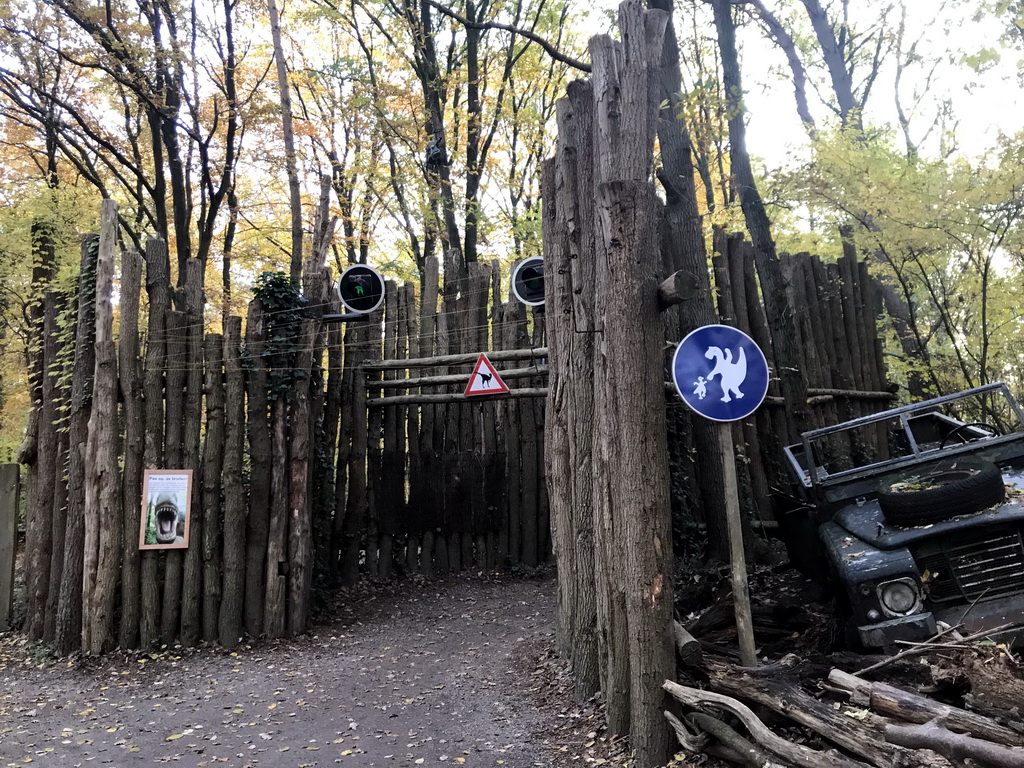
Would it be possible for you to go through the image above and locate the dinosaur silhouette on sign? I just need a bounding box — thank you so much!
[477,371,493,388]
[705,345,747,403]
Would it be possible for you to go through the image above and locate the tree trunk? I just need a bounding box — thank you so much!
[159,310,187,643]
[264,398,289,634]
[287,319,317,633]
[244,300,271,636]
[202,334,226,642]
[24,292,59,640]
[220,317,247,646]
[712,0,809,441]
[117,251,144,649]
[139,237,170,650]
[82,198,121,655]
[54,234,99,656]
[265,0,303,286]
[180,259,206,645]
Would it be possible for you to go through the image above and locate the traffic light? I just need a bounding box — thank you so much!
[336,264,385,314]
[512,256,545,307]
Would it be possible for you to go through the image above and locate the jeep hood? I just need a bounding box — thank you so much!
[833,467,1024,551]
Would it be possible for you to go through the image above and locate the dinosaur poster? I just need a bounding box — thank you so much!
[139,469,193,549]
[672,324,769,422]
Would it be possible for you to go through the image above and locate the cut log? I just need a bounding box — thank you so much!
[829,669,1022,747]
[673,620,703,667]
[885,718,1024,768]
[664,681,872,768]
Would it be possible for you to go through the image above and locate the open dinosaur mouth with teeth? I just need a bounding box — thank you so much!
[155,502,179,543]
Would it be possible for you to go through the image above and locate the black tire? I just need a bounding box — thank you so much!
[877,458,1005,527]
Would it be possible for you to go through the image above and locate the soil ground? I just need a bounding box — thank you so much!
[0,573,629,768]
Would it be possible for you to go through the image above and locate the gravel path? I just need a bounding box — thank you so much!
[0,577,562,768]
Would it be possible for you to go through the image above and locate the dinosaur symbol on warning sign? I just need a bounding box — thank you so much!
[705,346,747,403]
[477,371,493,388]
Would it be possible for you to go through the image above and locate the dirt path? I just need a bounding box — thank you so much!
[0,576,576,768]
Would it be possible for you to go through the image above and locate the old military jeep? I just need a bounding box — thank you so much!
[781,382,1024,650]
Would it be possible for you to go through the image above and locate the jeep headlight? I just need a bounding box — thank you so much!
[876,578,922,617]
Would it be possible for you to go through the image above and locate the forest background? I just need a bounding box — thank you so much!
[1,0,1023,456]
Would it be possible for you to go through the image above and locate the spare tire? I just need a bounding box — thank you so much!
[877,458,1005,527]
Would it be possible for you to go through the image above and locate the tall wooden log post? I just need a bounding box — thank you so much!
[0,465,17,628]
[54,234,99,656]
[287,319,317,633]
[82,198,122,655]
[592,3,675,764]
[202,333,226,642]
[546,81,600,703]
[140,237,171,650]
[220,317,247,646]
[160,309,187,643]
[117,251,144,648]
[245,300,271,636]
[181,258,205,645]
[24,292,59,640]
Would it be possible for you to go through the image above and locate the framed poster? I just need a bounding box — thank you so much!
[139,469,192,550]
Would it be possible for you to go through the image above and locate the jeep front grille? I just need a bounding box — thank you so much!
[914,527,1024,605]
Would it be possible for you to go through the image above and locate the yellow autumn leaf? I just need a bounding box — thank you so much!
[166,734,183,741]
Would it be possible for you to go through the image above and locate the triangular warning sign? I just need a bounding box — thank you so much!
[464,353,510,397]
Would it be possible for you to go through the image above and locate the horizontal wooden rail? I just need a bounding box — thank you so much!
[371,365,548,390]
[367,387,548,407]
[362,346,547,371]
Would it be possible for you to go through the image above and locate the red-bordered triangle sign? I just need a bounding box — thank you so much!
[464,353,510,397]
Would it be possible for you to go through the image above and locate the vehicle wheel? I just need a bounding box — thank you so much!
[877,457,1005,527]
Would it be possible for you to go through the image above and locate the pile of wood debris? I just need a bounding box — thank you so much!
[665,613,1024,768]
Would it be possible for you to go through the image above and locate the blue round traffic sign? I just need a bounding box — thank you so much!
[671,324,769,422]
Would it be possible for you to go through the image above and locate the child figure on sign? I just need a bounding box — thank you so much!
[693,376,708,400]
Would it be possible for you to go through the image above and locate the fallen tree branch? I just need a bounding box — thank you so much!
[829,669,1022,747]
[663,680,873,768]
[664,710,709,753]
[687,711,769,767]
[705,661,906,768]
[885,718,1024,768]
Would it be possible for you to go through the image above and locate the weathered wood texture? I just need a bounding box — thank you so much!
[0,465,18,628]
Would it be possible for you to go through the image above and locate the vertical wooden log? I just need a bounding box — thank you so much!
[139,237,169,651]
[202,333,225,642]
[400,283,419,574]
[44,315,70,647]
[220,317,247,646]
[25,292,59,640]
[245,301,271,635]
[544,156,572,652]
[341,367,368,586]
[418,256,439,576]
[304,264,331,581]
[118,251,144,649]
[0,465,18,628]
[54,234,99,656]
[364,300,384,577]
[264,396,288,635]
[504,298,526,565]
[379,282,400,579]
[159,310,187,643]
[485,264,506,569]
[180,258,205,645]
[287,319,317,634]
[82,199,121,655]
[599,178,675,768]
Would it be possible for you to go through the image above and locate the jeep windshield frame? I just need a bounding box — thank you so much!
[784,382,1024,500]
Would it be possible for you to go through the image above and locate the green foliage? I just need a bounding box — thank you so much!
[250,271,311,402]
[768,126,1024,396]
